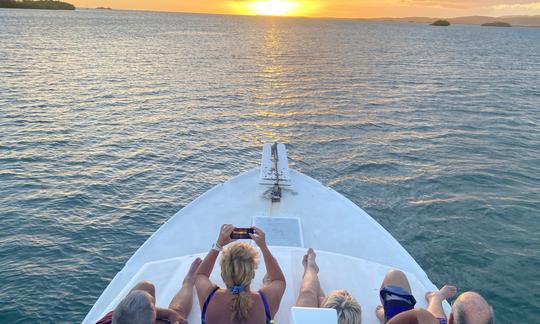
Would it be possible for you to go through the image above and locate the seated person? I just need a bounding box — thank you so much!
[295,248,362,324]
[96,257,202,324]
[377,271,493,324]
[195,224,286,324]
[375,269,418,323]
[376,269,460,324]
[426,289,493,324]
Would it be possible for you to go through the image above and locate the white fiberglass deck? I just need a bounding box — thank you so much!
[84,167,449,323]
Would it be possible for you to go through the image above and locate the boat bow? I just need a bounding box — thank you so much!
[83,144,449,324]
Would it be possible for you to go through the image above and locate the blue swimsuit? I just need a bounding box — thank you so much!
[201,286,272,324]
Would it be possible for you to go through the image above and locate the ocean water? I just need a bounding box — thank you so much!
[1,8,539,323]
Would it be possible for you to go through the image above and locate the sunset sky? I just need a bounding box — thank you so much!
[71,0,540,18]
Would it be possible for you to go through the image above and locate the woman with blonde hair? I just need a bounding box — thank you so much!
[296,248,362,324]
[196,224,286,324]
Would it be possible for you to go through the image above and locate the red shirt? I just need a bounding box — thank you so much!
[95,311,113,324]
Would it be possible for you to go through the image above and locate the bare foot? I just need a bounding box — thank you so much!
[303,248,319,273]
[375,305,385,323]
[425,285,457,303]
[183,257,202,285]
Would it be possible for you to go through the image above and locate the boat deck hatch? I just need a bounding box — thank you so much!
[254,216,304,247]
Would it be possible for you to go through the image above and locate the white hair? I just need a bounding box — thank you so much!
[453,297,495,324]
[112,290,156,324]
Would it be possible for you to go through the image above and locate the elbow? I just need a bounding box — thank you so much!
[277,274,286,285]
[274,278,287,292]
[276,269,286,284]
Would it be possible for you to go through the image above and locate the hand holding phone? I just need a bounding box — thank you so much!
[249,226,266,248]
[217,224,236,247]
[230,227,255,239]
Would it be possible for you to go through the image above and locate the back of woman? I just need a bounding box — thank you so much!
[203,290,269,324]
[195,224,286,324]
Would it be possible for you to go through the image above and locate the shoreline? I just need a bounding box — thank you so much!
[0,0,75,10]
[1,7,539,28]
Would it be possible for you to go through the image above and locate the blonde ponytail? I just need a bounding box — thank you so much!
[221,242,260,323]
[230,290,252,322]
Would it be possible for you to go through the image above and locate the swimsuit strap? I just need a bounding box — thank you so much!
[201,286,219,324]
[258,290,272,324]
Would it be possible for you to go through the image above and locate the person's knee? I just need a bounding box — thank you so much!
[299,286,319,298]
[297,288,319,307]
[133,281,156,298]
[385,269,406,280]
[381,269,411,293]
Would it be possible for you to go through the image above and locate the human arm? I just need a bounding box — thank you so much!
[251,226,286,316]
[155,308,187,324]
[387,309,439,324]
[194,224,235,307]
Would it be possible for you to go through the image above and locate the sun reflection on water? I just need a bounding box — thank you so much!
[249,22,297,142]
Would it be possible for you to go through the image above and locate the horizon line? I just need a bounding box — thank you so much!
[74,7,540,20]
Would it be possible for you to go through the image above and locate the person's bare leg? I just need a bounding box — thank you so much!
[376,305,385,323]
[318,285,326,306]
[309,251,326,305]
[375,269,413,323]
[131,281,156,299]
[301,249,326,303]
[296,248,323,307]
[380,269,412,296]
[425,285,457,319]
[302,250,326,306]
[168,258,202,318]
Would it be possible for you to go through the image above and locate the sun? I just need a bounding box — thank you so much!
[230,0,319,17]
[248,0,299,16]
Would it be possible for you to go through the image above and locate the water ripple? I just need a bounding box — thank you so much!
[1,9,539,324]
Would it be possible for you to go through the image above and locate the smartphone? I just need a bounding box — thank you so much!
[230,227,255,239]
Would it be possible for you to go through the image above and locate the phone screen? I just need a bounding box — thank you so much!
[230,228,254,239]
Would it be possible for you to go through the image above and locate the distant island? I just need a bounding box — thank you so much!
[481,21,511,27]
[0,0,75,10]
[366,15,540,27]
[431,19,450,26]
[95,6,112,10]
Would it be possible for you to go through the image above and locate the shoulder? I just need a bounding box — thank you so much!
[260,280,286,300]
[388,309,440,324]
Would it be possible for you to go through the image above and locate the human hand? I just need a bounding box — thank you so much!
[217,224,235,247]
[168,311,188,324]
[249,226,266,248]
[156,308,187,324]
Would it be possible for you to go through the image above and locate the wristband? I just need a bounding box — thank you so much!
[212,242,223,252]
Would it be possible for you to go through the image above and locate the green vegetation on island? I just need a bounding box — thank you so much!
[0,0,75,10]
[431,19,450,26]
[481,21,512,27]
